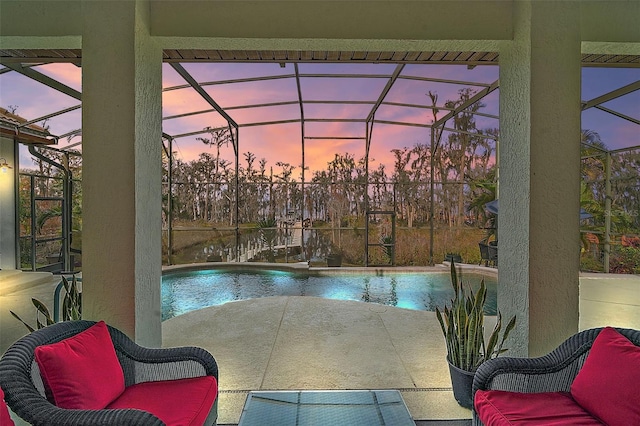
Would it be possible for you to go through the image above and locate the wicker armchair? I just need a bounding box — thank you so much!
[0,320,218,426]
[472,327,640,425]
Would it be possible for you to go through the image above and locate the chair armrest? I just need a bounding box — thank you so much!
[472,350,588,395]
[472,328,607,396]
[108,325,218,385]
[473,327,640,395]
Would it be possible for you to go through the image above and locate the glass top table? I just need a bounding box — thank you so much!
[238,390,415,426]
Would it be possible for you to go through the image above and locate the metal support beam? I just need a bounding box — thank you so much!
[18,105,82,128]
[163,73,295,92]
[374,120,500,140]
[0,63,44,75]
[165,136,173,265]
[305,136,366,140]
[169,63,238,128]
[604,152,612,273]
[163,101,300,121]
[232,126,240,261]
[172,118,501,140]
[62,141,82,150]
[294,63,307,260]
[609,144,640,154]
[2,63,82,100]
[364,119,374,266]
[300,73,392,79]
[306,100,374,105]
[581,80,640,111]
[307,118,364,123]
[294,63,306,146]
[432,79,499,128]
[59,129,82,139]
[366,64,404,123]
[399,74,492,87]
[162,99,499,123]
[383,101,499,119]
[594,105,640,126]
[240,119,301,128]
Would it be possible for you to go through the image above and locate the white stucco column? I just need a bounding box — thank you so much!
[499,1,582,357]
[82,0,162,346]
[0,137,16,270]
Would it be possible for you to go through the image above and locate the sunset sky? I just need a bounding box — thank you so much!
[1,61,638,177]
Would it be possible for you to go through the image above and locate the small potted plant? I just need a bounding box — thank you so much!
[10,275,82,331]
[435,261,516,409]
[326,246,343,267]
[444,252,462,263]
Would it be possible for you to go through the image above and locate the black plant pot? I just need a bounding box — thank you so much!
[326,254,342,267]
[447,359,475,409]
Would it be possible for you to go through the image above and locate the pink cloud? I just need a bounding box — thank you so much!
[6,61,634,179]
[163,87,213,117]
[0,70,79,141]
[36,63,82,91]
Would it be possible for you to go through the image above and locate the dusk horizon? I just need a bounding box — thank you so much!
[1,62,638,176]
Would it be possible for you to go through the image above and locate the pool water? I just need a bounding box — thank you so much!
[161,269,497,320]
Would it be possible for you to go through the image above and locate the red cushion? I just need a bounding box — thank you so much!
[474,390,604,425]
[570,327,640,426]
[0,387,15,426]
[34,321,125,409]
[107,376,217,426]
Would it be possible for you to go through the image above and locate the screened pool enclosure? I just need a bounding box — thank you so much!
[2,51,638,272]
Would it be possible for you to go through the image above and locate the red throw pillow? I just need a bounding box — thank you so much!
[570,327,640,426]
[34,321,125,409]
[0,387,15,426]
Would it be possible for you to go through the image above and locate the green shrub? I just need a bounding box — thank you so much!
[609,246,640,274]
[10,275,81,332]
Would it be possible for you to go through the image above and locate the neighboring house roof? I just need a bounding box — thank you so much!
[0,106,55,145]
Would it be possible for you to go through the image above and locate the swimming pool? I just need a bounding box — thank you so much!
[161,267,497,320]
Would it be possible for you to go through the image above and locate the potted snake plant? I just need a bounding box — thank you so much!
[435,261,516,409]
[10,275,82,332]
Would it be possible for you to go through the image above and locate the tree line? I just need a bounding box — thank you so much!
[164,89,501,231]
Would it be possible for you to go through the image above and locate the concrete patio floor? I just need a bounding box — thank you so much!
[163,295,472,424]
[1,268,639,425]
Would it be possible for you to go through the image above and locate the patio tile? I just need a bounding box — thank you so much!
[262,297,416,390]
[163,296,289,390]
